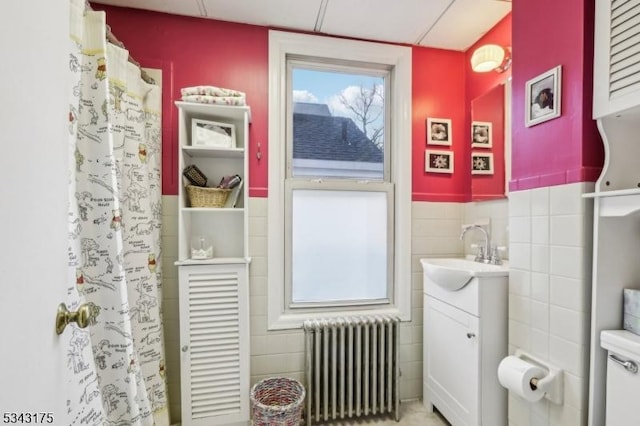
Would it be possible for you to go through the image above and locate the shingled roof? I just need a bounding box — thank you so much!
[293,102,331,116]
[293,103,383,163]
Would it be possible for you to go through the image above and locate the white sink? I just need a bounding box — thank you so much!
[420,258,509,291]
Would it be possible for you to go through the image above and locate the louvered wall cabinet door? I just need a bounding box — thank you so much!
[593,0,640,118]
[179,262,250,425]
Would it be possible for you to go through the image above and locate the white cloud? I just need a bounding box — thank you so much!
[326,84,384,119]
[292,90,319,103]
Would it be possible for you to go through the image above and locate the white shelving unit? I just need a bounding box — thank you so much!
[588,2,640,424]
[175,101,251,263]
[175,101,251,426]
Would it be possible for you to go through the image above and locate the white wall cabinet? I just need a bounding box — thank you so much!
[176,101,251,425]
[588,2,640,425]
[593,1,640,119]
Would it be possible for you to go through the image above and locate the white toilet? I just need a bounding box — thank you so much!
[600,330,640,425]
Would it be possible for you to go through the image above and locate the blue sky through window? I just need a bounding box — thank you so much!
[292,68,385,141]
[293,69,382,106]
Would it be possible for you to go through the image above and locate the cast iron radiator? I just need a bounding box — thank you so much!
[302,315,400,424]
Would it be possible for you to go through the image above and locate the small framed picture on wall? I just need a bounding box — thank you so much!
[471,121,492,148]
[426,118,452,146]
[525,65,562,127]
[471,152,494,175]
[425,149,454,173]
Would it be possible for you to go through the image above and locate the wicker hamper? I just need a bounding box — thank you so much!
[185,185,231,208]
[250,377,305,426]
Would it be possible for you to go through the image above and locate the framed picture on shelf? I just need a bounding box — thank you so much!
[191,119,236,148]
[525,65,562,127]
[425,149,454,173]
[426,118,452,146]
[471,121,492,148]
[471,152,494,175]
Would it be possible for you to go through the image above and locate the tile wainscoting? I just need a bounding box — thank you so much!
[507,182,594,426]
[161,195,509,424]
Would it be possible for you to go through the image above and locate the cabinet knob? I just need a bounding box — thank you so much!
[182,345,189,352]
[466,332,476,339]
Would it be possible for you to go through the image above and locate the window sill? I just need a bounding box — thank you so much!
[267,306,410,330]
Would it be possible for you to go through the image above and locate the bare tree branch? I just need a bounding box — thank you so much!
[338,83,384,148]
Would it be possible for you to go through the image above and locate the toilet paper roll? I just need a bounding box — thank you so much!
[497,356,546,402]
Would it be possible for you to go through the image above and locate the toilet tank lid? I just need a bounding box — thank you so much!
[601,330,640,358]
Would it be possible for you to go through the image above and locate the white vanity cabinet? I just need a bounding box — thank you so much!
[424,296,480,424]
[175,101,251,425]
[422,259,508,426]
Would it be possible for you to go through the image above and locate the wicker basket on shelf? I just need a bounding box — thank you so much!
[185,185,231,208]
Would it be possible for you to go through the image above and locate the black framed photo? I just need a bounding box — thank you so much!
[471,152,494,175]
[425,149,454,173]
[525,65,562,127]
[426,117,452,146]
[471,121,492,148]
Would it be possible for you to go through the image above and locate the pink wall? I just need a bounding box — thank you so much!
[411,10,510,203]
[510,0,602,191]
[412,48,467,202]
[96,5,269,196]
[98,3,484,201]
[465,14,512,105]
[98,4,600,200]
[471,84,506,199]
[465,14,512,200]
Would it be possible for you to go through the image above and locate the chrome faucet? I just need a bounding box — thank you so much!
[460,224,492,264]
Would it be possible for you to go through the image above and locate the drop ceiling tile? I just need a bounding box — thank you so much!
[320,0,454,45]
[94,0,511,52]
[200,0,322,30]
[94,0,204,17]
[419,0,511,51]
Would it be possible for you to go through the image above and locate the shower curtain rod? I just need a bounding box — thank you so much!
[85,1,156,85]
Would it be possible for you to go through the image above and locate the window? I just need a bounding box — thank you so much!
[268,31,412,329]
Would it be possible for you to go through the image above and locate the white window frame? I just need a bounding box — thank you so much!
[268,30,412,330]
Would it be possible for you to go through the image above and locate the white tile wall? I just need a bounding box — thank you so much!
[530,273,549,303]
[507,182,594,426]
[463,199,509,257]
[161,196,510,424]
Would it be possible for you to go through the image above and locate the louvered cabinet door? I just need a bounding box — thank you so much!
[179,263,250,425]
[594,0,640,118]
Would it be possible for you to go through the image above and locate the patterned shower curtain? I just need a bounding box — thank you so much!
[65,0,168,424]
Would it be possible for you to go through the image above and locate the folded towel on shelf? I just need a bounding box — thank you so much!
[182,94,246,106]
[181,85,245,98]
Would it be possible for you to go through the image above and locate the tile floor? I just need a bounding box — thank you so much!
[321,400,450,425]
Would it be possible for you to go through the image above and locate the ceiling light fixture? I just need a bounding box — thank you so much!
[470,44,512,73]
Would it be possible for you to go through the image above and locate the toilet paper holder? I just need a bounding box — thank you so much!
[514,349,564,405]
